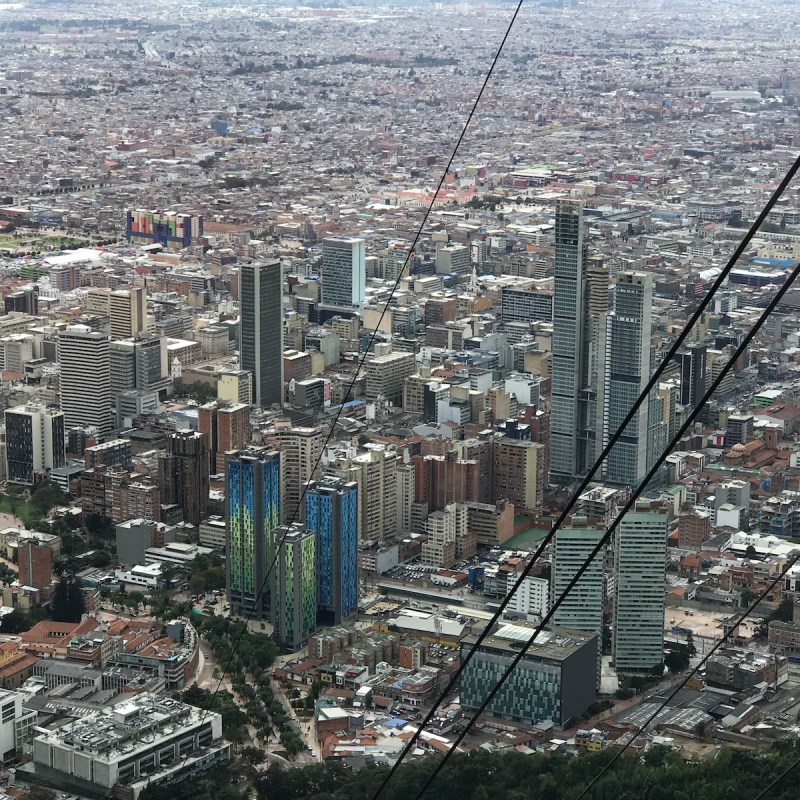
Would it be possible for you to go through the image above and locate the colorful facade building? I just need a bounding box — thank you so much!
[126,210,203,250]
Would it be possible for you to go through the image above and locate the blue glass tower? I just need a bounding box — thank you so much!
[225,448,281,619]
[304,477,358,625]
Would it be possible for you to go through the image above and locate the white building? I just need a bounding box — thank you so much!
[4,404,65,485]
[57,324,112,435]
[320,236,366,314]
[505,575,549,621]
[0,688,36,762]
[30,693,229,798]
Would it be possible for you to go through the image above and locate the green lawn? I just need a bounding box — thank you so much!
[0,494,39,526]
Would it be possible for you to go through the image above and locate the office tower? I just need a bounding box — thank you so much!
[597,272,655,487]
[304,477,358,625]
[271,427,323,524]
[240,260,283,408]
[319,236,366,315]
[4,286,38,316]
[551,521,605,686]
[678,342,707,408]
[4,404,65,485]
[57,324,113,435]
[397,461,414,532]
[158,430,209,526]
[613,499,668,674]
[18,540,52,590]
[110,334,169,398]
[272,523,317,649]
[550,199,591,485]
[109,287,147,340]
[126,209,203,250]
[226,449,281,620]
[459,623,597,728]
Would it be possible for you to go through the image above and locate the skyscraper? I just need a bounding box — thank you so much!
[4,404,65,485]
[550,199,591,485]
[272,523,317,649]
[58,324,113,435]
[319,236,366,317]
[158,430,209,526]
[304,477,358,625]
[225,449,281,620]
[109,287,147,340]
[613,499,668,674]
[678,342,707,408]
[551,520,605,686]
[597,272,657,487]
[240,260,283,408]
[270,426,324,524]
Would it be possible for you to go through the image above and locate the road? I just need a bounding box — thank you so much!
[271,678,321,763]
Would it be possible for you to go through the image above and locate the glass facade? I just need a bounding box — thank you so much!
[304,477,358,625]
[613,502,668,673]
[225,449,281,619]
[240,260,283,407]
[273,524,317,649]
[320,237,366,313]
[550,199,590,484]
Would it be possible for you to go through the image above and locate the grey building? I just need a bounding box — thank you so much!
[240,260,283,408]
[459,624,597,728]
[319,236,366,315]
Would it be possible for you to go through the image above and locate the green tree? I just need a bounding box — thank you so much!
[770,598,795,623]
[51,574,84,622]
[664,649,690,673]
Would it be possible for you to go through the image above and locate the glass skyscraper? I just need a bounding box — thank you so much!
[304,477,358,625]
[240,260,283,408]
[272,523,317,650]
[319,236,366,315]
[225,449,281,620]
[613,499,668,673]
[550,199,591,485]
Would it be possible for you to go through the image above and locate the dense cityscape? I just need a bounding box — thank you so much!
[0,0,798,798]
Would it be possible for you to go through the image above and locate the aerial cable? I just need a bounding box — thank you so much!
[189,0,527,766]
[402,247,800,800]
[370,153,800,800]
[573,550,800,800]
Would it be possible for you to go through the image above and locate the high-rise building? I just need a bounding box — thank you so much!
[678,342,707,409]
[364,348,416,406]
[551,521,605,685]
[271,427,323,524]
[613,500,668,674]
[240,260,283,408]
[319,236,366,316]
[272,523,317,649]
[109,287,147,340]
[18,539,52,589]
[198,402,250,474]
[110,334,169,400]
[4,404,65,485]
[550,199,591,485]
[57,324,113,435]
[597,272,658,487]
[226,449,281,620]
[492,438,544,511]
[158,430,209,526]
[4,286,38,316]
[304,477,358,625]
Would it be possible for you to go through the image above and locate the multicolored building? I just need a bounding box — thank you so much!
[126,210,203,250]
[272,524,316,649]
[225,449,281,620]
[304,477,358,625]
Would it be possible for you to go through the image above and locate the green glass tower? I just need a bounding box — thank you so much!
[272,523,317,649]
[225,448,281,619]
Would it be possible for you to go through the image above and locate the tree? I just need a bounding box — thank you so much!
[769,598,795,623]
[664,649,690,673]
[51,574,85,623]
